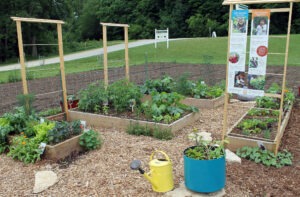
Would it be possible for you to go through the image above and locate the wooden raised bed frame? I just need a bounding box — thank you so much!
[226,104,293,152]
[68,110,201,133]
[142,94,225,109]
[44,133,83,161]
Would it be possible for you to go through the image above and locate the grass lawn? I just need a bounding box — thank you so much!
[0,35,299,83]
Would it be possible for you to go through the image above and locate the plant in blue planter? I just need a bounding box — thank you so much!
[184,130,226,193]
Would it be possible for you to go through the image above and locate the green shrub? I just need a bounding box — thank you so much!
[126,123,173,140]
[108,79,142,113]
[152,127,173,140]
[79,130,102,150]
[78,81,108,113]
[126,123,152,136]
[236,146,293,168]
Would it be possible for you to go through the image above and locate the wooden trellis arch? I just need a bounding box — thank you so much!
[222,0,300,154]
[100,22,130,87]
[11,17,69,119]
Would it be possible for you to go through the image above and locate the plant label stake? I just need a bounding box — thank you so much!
[130,150,174,192]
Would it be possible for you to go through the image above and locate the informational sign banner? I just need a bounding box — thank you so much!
[247,9,270,96]
[155,28,169,48]
[228,10,249,94]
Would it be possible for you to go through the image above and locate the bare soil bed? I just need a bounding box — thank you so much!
[0,100,299,196]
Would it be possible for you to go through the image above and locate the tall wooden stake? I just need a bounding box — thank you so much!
[275,2,293,155]
[102,25,108,87]
[16,21,28,94]
[57,24,69,120]
[222,4,233,142]
[124,26,129,80]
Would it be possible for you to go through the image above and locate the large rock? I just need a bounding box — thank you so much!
[33,171,58,194]
[165,182,225,197]
[225,149,241,164]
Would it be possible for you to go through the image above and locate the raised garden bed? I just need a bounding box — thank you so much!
[226,104,293,152]
[45,112,65,121]
[44,133,83,161]
[68,109,201,132]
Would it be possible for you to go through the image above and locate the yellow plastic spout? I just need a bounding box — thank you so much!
[143,171,158,190]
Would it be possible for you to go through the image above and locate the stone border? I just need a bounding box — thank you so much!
[44,134,83,161]
[226,104,293,152]
[68,110,201,132]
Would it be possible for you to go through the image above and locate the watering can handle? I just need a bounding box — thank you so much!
[150,150,170,161]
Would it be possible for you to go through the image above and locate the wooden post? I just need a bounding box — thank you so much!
[222,4,233,142]
[102,25,108,87]
[274,2,293,155]
[57,23,69,120]
[16,21,28,94]
[124,26,129,81]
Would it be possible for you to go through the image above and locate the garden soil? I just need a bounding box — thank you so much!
[0,100,299,196]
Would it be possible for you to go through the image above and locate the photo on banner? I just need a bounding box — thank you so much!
[247,9,270,96]
[228,10,249,94]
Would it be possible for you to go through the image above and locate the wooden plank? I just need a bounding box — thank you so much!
[181,95,225,109]
[69,110,200,133]
[222,4,233,141]
[223,0,300,5]
[249,8,290,13]
[11,17,64,24]
[100,22,129,27]
[275,2,294,155]
[264,93,282,98]
[102,25,108,87]
[57,24,69,120]
[124,26,130,81]
[16,21,28,94]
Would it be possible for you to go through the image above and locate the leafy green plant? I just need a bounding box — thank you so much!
[236,146,293,168]
[140,76,174,94]
[284,89,295,111]
[185,131,225,160]
[256,96,280,109]
[79,130,102,150]
[266,83,281,94]
[173,73,195,96]
[0,118,14,144]
[142,92,198,123]
[33,122,55,143]
[0,142,8,154]
[38,107,62,117]
[7,134,43,164]
[47,120,82,145]
[247,108,279,117]
[108,79,142,113]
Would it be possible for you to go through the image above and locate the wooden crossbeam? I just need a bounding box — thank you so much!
[100,22,129,27]
[11,17,64,24]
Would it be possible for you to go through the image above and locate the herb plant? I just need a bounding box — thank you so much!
[79,130,102,150]
[126,123,173,140]
[236,146,293,168]
[185,132,225,160]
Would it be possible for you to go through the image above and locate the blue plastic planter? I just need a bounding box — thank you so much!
[184,146,226,193]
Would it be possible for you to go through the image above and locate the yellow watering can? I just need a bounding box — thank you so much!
[130,150,174,192]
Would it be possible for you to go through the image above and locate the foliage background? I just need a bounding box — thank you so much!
[0,0,300,63]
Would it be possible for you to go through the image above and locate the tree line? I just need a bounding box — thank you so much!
[1,0,300,63]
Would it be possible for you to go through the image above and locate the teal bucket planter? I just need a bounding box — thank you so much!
[183,146,226,193]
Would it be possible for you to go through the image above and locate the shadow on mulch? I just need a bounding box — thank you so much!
[226,99,300,197]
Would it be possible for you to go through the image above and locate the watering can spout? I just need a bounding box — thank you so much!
[143,171,158,189]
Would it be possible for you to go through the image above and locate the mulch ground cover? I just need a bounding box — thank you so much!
[0,100,299,196]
